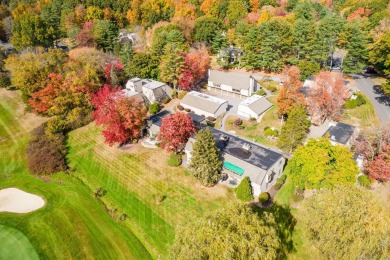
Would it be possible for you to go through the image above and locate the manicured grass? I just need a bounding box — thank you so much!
[67,124,236,257]
[341,92,379,130]
[0,90,151,259]
[0,225,39,260]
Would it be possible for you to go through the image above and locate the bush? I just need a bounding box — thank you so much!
[358,174,372,188]
[149,102,160,115]
[171,89,178,98]
[280,174,287,181]
[249,117,257,122]
[256,89,266,96]
[356,93,366,106]
[345,99,357,109]
[235,176,253,202]
[167,152,182,166]
[207,121,215,127]
[274,178,284,190]
[234,118,243,127]
[162,97,171,104]
[264,126,270,131]
[26,124,67,175]
[263,83,277,92]
[0,72,11,88]
[264,127,279,137]
[206,116,216,122]
[178,91,188,99]
[291,193,304,202]
[177,104,184,111]
[258,192,270,204]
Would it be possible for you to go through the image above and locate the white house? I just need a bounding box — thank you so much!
[185,128,285,196]
[180,91,228,118]
[207,69,259,97]
[237,95,273,120]
[125,78,172,104]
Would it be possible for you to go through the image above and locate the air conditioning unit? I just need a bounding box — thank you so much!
[242,143,251,151]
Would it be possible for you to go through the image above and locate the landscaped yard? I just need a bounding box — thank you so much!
[224,96,281,147]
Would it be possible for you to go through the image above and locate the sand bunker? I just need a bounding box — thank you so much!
[0,188,45,213]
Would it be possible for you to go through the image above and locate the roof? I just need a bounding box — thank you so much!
[239,95,273,115]
[121,89,142,99]
[181,91,228,114]
[141,79,166,90]
[149,110,171,127]
[188,112,206,124]
[129,78,141,82]
[208,70,253,90]
[324,122,356,144]
[187,127,283,171]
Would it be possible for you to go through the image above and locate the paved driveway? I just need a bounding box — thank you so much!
[353,75,390,124]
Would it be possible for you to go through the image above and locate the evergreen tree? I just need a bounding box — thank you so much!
[291,19,317,62]
[277,104,311,154]
[159,44,185,88]
[92,20,119,51]
[227,0,248,26]
[211,30,227,54]
[189,128,222,186]
[235,176,253,202]
[119,42,134,72]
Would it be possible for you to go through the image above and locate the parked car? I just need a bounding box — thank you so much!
[331,66,341,70]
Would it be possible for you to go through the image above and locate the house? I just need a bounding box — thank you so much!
[121,89,144,102]
[118,30,140,46]
[125,78,172,104]
[185,128,285,196]
[237,95,273,120]
[180,91,228,118]
[323,122,359,147]
[207,70,260,97]
[218,45,244,65]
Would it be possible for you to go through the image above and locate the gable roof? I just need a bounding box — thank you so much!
[188,112,206,124]
[324,122,356,144]
[239,95,273,115]
[208,70,253,90]
[149,110,171,127]
[180,91,228,114]
[141,79,166,90]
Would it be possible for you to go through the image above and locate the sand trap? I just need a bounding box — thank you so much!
[0,188,45,213]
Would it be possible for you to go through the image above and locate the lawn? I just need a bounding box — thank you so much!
[0,89,151,259]
[67,124,236,258]
[224,96,281,147]
[0,225,39,260]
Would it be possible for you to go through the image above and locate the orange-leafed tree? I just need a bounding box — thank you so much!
[200,0,221,17]
[158,113,196,152]
[307,71,350,123]
[179,46,210,90]
[92,85,147,146]
[276,66,305,116]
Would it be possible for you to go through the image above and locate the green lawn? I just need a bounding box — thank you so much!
[0,225,39,260]
[0,90,151,259]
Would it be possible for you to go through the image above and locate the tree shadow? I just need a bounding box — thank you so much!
[373,85,390,106]
[252,203,296,257]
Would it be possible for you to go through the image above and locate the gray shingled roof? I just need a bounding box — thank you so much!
[324,122,356,144]
[180,91,228,114]
[209,70,252,90]
[239,95,273,115]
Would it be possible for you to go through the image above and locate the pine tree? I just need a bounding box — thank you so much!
[235,176,253,202]
[159,44,185,88]
[189,128,222,186]
[291,18,317,62]
[277,104,311,154]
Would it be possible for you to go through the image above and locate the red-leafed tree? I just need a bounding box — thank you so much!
[355,125,390,181]
[158,113,196,152]
[178,46,210,91]
[77,21,96,47]
[307,71,350,124]
[104,60,125,85]
[276,66,305,116]
[92,84,147,146]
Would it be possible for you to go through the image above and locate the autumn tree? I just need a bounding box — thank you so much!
[299,186,390,259]
[227,0,248,26]
[125,52,160,80]
[307,71,350,123]
[288,137,359,189]
[158,113,196,152]
[276,66,305,116]
[369,31,390,76]
[189,128,222,186]
[92,85,147,146]
[171,204,282,259]
[277,104,311,153]
[200,0,221,17]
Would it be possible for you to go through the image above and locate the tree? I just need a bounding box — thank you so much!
[159,44,185,88]
[158,113,196,152]
[189,128,222,186]
[148,102,160,115]
[288,137,359,189]
[297,60,320,80]
[235,176,254,202]
[227,0,248,26]
[299,186,390,259]
[307,71,350,123]
[291,18,317,62]
[200,0,221,17]
[369,31,390,76]
[125,52,160,80]
[171,204,282,259]
[92,85,147,146]
[277,105,310,153]
[193,16,223,45]
[92,20,119,51]
[276,66,305,116]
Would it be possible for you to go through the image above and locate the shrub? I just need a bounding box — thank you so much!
[264,127,279,137]
[149,102,160,115]
[177,104,184,111]
[249,117,257,122]
[207,121,215,127]
[263,83,277,92]
[258,192,270,204]
[0,72,11,88]
[356,93,366,106]
[280,174,287,181]
[345,99,357,109]
[171,89,178,98]
[274,178,284,190]
[206,116,216,122]
[291,193,304,202]
[235,176,253,202]
[161,97,171,104]
[167,152,182,166]
[264,126,270,131]
[358,174,371,188]
[256,89,266,96]
[234,118,243,127]
[178,91,188,99]
[184,108,191,112]
[26,124,67,175]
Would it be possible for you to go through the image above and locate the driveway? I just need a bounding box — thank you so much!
[353,74,390,124]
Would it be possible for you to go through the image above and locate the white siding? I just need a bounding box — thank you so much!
[251,182,261,197]
[221,84,232,92]
[237,104,258,120]
[181,103,227,118]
